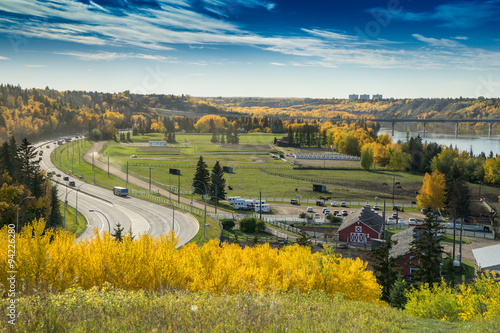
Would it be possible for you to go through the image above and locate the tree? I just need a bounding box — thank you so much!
[296,230,312,247]
[192,156,210,196]
[111,222,125,242]
[417,170,446,211]
[221,219,235,231]
[372,238,399,302]
[389,274,408,309]
[410,214,444,285]
[17,138,40,188]
[238,217,264,233]
[47,185,62,228]
[209,161,226,202]
[360,146,374,170]
[445,165,471,218]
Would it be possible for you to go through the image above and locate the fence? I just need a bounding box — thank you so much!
[293,153,360,161]
[385,223,495,239]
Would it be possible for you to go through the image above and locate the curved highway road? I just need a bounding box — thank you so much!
[36,137,199,246]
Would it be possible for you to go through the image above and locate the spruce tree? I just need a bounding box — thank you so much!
[17,138,39,187]
[48,185,62,228]
[209,161,226,202]
[192,156,210,196]
[372,238,399,302]
[111,223,125,242]
[409,214,444,285]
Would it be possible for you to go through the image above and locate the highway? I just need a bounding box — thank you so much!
[36,137,199,246]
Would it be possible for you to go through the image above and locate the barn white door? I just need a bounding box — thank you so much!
[349,232,366,243]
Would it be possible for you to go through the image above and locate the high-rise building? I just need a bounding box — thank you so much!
[348,94,359,100]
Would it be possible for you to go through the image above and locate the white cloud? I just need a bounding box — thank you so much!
[54,51,176,61]
[0,56,9,60]
[270,62,286,66]
[25,64,46,67]
[412,34,464,48]
[452,36,469,40]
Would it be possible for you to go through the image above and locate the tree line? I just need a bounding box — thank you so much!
[0,136,61,230]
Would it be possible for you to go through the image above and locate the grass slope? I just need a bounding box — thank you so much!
[1,289,497,333]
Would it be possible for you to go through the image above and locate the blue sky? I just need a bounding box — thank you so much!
[0,0,499,98]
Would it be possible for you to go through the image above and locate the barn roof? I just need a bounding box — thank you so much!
[389,227,416,258]
[337,207,384,234]
[472,244,500,271]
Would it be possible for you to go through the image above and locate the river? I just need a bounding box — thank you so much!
[378,123,500,156]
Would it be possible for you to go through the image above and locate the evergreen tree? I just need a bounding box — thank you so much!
[388,274,408,309]
[372,238,399,302]
[410,214,444,285]
[445,164,471,218]
[47,185,62,228]
[126,131,131,142]
[220,133,225,144]
[17,138,40,187]
[210,131,218,144]
[232,126,240,144]
[209,161,226,202]
[111,223,125,242]
[192,156,210,196]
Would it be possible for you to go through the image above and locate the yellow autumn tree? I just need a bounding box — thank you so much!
[416,170,446,210]
[194,115,228,133]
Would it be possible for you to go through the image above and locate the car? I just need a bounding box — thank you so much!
[420,208,428,214]
[322,207,328,213]
[46,145,50,148]
[393,205,400,211]
[323,209,330,215]
[63,176,69,181]
[316,200,324,206]
[333,210,339,215]
[56,173,61,177]
[131,155,138,158]
[386,217,395,224]
[336,214,343,218]
[68,181,75,187]
[307,207,313,212]
[331,201,337,207]
[364,204,370,208]
[38,157,42,161]
[392,213,399,218]
[313,213,321,219]
[290,199,298,205]
[408,218,417,224]
[373,205,380,210]
[341,210,348,216]
[340,202,347,207]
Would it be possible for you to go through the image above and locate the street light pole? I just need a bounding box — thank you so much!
[16,196,35,233]
[193,181,208,238]
[89,209,111,233]
[75,183,86,228]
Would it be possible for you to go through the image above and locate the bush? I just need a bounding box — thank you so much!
[326,214,342,223]
[239,217,265,233]
[298,212,307,218]
[221,219,235,231]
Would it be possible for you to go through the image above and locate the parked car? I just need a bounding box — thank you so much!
[56,173,61,177]
[373,205,380,210]
[341,210,348,216]
[46,145,50,148]
[340,202,347,207]
[313,213,321,219]
[392,213,399,218]
[131,155,137,158]
[316,200,324,206]
[290,199,298,205]
[307,207,313,212]
[331,201,337,207]
[386,217,395,224]
[323,209,330,215]
[63,176,69,181]
[364,204,370,208]
[68,181,75,187]
[336,214,343,218]
[408,218,417,224]
[333,210,339,215]
[393,205,400,211]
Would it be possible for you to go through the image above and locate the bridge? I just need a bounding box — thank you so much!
[329,118,500,137]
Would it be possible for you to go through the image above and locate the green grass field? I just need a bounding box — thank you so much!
[59,201,87,236]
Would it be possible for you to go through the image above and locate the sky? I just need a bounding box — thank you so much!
[0,0,500,98]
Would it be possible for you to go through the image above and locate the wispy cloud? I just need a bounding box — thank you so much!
[370,1,500,28]
[24,64,46,67]
[1,1,500,71]
[54,51,176,61]
[270,62,286,66]
[0,56,10,60]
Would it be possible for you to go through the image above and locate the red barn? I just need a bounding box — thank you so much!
[390,227,419,278]
[337,207,383,243]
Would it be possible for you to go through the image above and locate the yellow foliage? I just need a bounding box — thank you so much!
[0,220,381,303]
[416,170,446,210]
[194,115,228,133]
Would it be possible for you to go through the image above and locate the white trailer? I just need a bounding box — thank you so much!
[233,199,255,210]
[254,204,270,213]
[228,196,241,204]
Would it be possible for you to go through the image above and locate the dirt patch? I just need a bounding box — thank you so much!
[136,147,180,153]
[219,144,273,151]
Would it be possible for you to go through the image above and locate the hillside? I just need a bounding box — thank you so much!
[204,97,500,121]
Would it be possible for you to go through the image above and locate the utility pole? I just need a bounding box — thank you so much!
[126,161,128,188]
[259,191,262,220]
[149,167,152,192]
[452,208,456,260]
